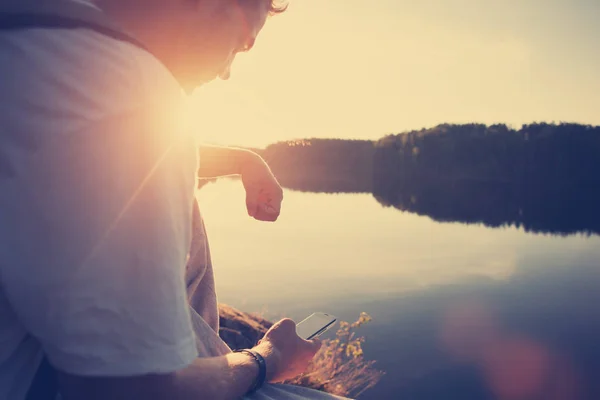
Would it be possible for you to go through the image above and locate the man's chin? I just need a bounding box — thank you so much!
[170,62,222,93]
[182,85,197,96]
[218,69,231,80]
[179,73,217,95]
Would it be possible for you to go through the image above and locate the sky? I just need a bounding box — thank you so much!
[189,0,600,148]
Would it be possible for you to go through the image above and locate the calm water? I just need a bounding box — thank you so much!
[198,180,600,399]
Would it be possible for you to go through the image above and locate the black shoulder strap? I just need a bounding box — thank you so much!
[0,0,149,52]
[0,3,148,399]
[25,357,58,400]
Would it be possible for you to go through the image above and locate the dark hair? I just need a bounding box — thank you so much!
[269,0,288,15]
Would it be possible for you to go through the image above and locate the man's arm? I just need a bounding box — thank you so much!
[58,319,320,400]
[58,343,272,400]
[198,144,284,221]
[198,144,256,178]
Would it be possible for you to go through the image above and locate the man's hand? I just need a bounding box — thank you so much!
[240,152,283,222]
[254,319,322,383]
[197,145,283,221]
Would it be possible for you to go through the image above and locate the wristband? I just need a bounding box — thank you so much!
[234,349,267,395]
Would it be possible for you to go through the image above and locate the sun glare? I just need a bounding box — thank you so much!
[187,0,600,149]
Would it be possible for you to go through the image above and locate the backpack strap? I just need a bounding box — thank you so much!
[0,2,150,399]
[25,357,58,400]
[0,0,149,53]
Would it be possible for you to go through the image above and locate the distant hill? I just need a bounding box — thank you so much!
[257,138,375,194]
[373,123,600,235]
[374,122,600,185]
[249,123,600,235]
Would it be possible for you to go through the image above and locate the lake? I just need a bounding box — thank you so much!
[198,179,600,399]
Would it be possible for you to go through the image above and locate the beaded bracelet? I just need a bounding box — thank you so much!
[234,349,267,395]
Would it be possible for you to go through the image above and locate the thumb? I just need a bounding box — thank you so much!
[246,188,261,217]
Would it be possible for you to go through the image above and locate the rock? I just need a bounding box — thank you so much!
[218,304,273,350]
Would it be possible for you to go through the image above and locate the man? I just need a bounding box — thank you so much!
[0,0,349,399]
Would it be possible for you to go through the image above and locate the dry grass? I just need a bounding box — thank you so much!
[285,312,384,398]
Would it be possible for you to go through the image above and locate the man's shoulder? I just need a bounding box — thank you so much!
[0,27,181,119]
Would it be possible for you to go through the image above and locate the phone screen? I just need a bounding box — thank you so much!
[296,313,337,340]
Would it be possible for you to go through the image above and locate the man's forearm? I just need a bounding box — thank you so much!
[172,349,270,400]
[174,343,279,400]
[198,144,255,178]
[59,343,279,400]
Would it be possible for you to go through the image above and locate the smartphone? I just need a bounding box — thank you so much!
[296,312,337,340]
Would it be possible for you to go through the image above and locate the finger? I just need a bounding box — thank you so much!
[255,214,278,222]
[267,318,295,334]
[266,318,295,339]
[267,198,282,216]
[253,205,280,222]
[278,318,296,331]
[245,191,260,218]
[268,190,284,212]
[260,187,282,207]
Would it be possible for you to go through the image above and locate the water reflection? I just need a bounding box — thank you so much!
[198,172,600,398]
[373,179,600,237]
[358,260,600,399]
[265,168,600,236]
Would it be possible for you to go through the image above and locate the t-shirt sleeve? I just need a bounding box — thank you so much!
[0,37,199,376]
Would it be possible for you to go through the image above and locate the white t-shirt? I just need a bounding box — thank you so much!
[0,18,199,400]
[0,4,350,400]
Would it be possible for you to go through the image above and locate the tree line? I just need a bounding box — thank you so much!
[255,123,600,235]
